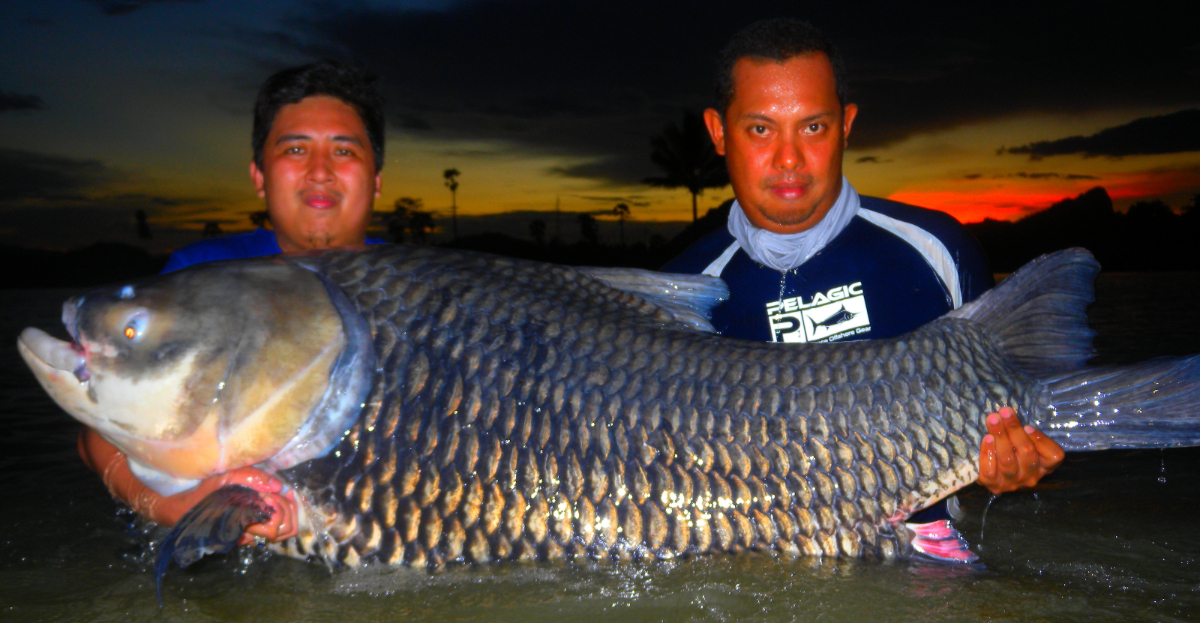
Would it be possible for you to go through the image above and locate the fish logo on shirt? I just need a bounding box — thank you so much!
[768,282,872,343]
[808,305,857,333]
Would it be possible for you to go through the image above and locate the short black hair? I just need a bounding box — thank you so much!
[714,19,849,115]
[252,60,385,173]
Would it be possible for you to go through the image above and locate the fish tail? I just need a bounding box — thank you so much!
[155,485,272,605]
[1038,356,1200,451]
[949,248,1200,450]
[948,247,1099,377]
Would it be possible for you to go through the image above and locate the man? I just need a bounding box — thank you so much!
[80,59,387,544]
[664,19,1062,542]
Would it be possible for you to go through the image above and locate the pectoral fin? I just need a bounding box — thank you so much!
[154,485,272,605]
[905,519,980,565]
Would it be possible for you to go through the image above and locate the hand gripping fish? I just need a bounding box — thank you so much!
[18,247,1200,588]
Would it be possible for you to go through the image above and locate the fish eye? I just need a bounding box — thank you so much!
[123,311,148,342]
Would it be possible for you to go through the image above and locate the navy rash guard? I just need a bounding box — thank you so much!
[663,195,994,343]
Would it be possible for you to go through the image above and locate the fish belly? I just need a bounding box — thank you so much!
[278,246,1038,568]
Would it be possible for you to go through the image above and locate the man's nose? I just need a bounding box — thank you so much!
[773,135,804,171]
[305,149,334,183]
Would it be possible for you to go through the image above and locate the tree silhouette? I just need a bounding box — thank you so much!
[389,197,424,243]
[443,168,460,239]
[612,203,630,246]
[202,222,222,238]
[577,213,599,246]
[135,209,151,240]
[644,110,729,221]
[408,211,435,245]
[530,219,547,246]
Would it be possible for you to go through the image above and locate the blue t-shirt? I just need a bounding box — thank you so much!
[162,228,387,273]
[663,195,993,343]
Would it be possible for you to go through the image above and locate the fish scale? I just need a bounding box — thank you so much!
[278,245,1032,568]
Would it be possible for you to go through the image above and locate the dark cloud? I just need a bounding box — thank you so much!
[572,195,652,208]
[855,156,892,164]
[1004,109,1200,160]
[0,91,46,112]
[547,157,655,186]
[0,149,114,202]
[964,172,1101,180]
[249,1,1199,182]
[86,0,202,16]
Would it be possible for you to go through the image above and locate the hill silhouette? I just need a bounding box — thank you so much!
[967,187,1200,272]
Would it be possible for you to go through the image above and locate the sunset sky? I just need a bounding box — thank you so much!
[2,0,1198,252]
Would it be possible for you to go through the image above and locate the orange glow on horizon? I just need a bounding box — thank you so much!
[886,168,1200,224]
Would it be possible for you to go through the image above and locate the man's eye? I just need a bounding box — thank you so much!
[285,146,304,154]
[751,125,769,135]
[805,123,824,134]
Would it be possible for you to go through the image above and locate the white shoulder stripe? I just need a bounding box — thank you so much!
[701,240,742,277]
[857,208,963,309]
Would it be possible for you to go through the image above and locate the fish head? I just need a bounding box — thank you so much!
[18,258,357,480]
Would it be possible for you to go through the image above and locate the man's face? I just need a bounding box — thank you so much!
[704,53,857,234]
[250,95,381,252]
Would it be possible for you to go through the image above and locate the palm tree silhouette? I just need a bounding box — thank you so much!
[443,168,460,239]
[612,203,630,246]
[644,110,729,221]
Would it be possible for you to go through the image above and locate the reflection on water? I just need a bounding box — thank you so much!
[3,275,1200,622]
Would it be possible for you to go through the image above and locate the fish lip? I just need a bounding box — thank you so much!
[18,327,88,381]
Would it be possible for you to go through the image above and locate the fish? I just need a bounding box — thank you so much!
[809,305,856,332]
[17,246,1200,579]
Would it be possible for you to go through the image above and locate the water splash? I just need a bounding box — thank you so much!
[978,494,999,543]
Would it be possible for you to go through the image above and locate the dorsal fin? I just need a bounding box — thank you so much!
[577,267,728,333]
[948,247,1098,376]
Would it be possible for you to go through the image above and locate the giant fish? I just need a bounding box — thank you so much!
[17,246,1200,579]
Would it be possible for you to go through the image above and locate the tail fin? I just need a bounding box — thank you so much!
[948,247,1098,377]
[1038,356,1200,451]
[950,248,1200,451]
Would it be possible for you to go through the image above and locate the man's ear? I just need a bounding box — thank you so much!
[250,161,266,198]
[703,108,726,156]
[842,103,859,148]
[374,172,382,199]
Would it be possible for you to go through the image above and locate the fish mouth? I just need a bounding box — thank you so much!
[17,327,89,382]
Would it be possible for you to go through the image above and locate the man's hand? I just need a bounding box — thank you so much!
[977,406,1064,494]
[159,467,299,546]
[80,428,298,545]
